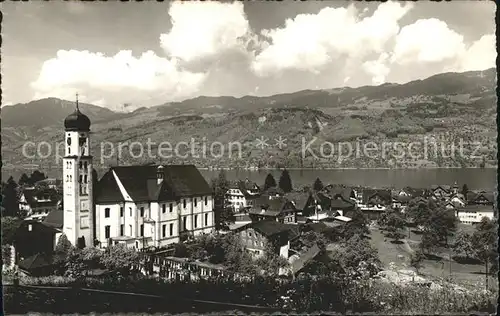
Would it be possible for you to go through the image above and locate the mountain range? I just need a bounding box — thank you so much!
[2,68,497,178]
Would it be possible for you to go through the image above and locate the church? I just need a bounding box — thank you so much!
[54,98,215,250]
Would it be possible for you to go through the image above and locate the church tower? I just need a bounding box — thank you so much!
[63,93,94,248]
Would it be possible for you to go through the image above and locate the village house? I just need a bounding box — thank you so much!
[466,191,495,206]
[95,164,215,249]
[34,178,63,190]
[13,219,62,262]
[248,196,297,224]
[455,204,495,225]
[235,220,294,259]
[19,187,60,221]
[357,189,392,219]
[284,191,318,217]
[225,179,260,212]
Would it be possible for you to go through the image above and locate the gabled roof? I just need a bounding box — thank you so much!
[95,164,211,203]
[236,180,261,199]
[20,187,59,208]
[362,189,392,205]
[285,192,312,210]
[323,185,354,201]
[249,196,296,217]
[330,194,356,210]
[244,220,291,238]
[43,210,64,229]
[467,191,495,204]
[18,253,55,271]
[430,185,452,192]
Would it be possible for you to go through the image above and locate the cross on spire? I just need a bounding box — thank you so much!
[76,92,80,111]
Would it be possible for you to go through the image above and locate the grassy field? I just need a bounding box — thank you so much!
[368,225,497,290]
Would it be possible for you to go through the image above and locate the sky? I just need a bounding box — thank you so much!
[2,0,496,111]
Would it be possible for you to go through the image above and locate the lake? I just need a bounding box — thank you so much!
[3,168,497,191]
[200,168,497,190]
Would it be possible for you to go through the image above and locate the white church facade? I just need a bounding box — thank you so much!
[61,96,215,250]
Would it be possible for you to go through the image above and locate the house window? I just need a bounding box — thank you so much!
[140,207,145,217]
[120,207,124,217]
[205,213,208,226]
[84,175,87,183]
[129,225,133,235]
[162,204,166,213]
[140,224,144,237]
[84,162,88,169]
[194,215,198,228]
[79,162,83,169]
[79,175,83,183]
[183,216,187,230]
[162,224,166,238]
[129,208,132,217]
[194,198,197,207]
[105,208,110,218]
[120,224,124,236]
[183,199,186,209]
[169,223,174,236]
[169,203,173,212]
[105,225,110,238]
[28,224,33,231]
[205,196,208,205]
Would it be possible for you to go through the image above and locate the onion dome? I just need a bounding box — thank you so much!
[64,109,91,131]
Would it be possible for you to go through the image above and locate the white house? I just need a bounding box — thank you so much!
[225,179,260,212]
[19,187,59,221]
[94,164,214,249]
[455,205,495,225]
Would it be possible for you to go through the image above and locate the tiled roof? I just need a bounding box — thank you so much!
[43,210,64,229]
[249,196,296,216]
[21,188,59,208]
[330,195,356,210]
[95,164,211,203]
[248,220,292,237]
[18,253,55,271]
[467,191,495,204]
[237,180,260,199]
[284,192,311,210]
[362,189,392,205]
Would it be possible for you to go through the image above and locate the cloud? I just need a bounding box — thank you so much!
[391,18,465,65]
[458,34,496,72]
[251,1,413,76]
[159,1,252,64]
[27,1,495,108]
[31,50,206,108]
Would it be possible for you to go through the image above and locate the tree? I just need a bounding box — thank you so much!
[461,184,469,198]
[384,212,405,242]
[211,170,231,230]
[278,169,293,193]
[2,177,19,217]
[55,234,73,255]
[419,229,439,255]
[331,234,381,277]
[263,173,277,191]
[452,231,474,259]
[427,208,458,246]
[471,218,498,278]
[18,174,30,187]
[410,250,425,274]
[172,242,190,258]
[221,234,257,275]
[342,208,369,239]
[100,244,140,275]
[255,240,290,277]
[1,217,22,244]
[313,178,324,191]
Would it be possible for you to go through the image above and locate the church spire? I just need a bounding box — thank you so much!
[76,92,80,111]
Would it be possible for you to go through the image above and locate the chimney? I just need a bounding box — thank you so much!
[157,165,164,185]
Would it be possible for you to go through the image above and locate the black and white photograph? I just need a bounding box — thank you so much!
[1,0,498,314]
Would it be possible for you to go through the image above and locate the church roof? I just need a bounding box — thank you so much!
[95,164,212,203]
[64,109,91,131]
